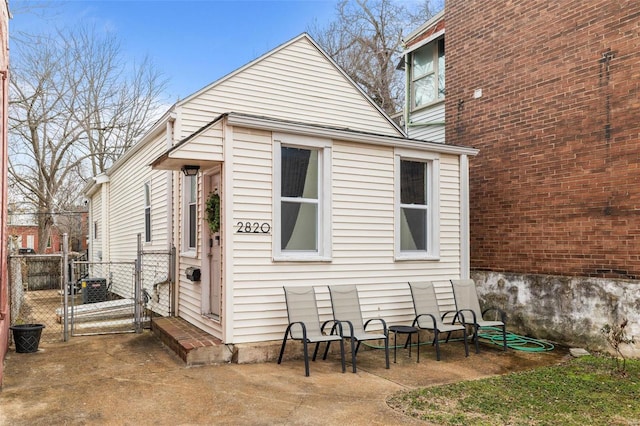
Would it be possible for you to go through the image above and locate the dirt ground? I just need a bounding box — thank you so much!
[0,331,568,425]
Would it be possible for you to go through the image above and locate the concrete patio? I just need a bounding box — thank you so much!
[0,330,567,425]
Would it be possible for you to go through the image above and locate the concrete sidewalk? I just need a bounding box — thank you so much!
[0,332,567,425]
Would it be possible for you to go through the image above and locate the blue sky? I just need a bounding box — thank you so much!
[10,0,341,102]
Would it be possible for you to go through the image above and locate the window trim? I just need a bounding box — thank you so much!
[144,181,152,243]
[181,174,198,256]
[394,149,440,261]
[410,36,445,111]
[273,133,332,262]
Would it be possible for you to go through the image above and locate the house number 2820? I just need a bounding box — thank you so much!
[236,222,271,234]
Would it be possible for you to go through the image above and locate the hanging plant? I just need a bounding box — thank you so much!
[205,191,220,233]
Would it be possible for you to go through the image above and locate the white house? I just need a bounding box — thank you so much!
[85,33,477,349]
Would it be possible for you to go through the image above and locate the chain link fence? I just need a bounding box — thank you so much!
[8,234,176,343]
[8,254,64,343]
[140,247,175,318]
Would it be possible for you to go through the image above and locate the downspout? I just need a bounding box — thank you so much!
[460,154,470,279]
[404,52,410,135]
[165,114,178,316]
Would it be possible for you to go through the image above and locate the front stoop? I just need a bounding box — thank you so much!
[151,317,350,366]
[151,317,233,366]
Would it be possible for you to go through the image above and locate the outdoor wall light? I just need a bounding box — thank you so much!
[181,165,200,176]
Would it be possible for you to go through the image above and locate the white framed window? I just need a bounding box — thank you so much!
[144,181,151,243]
[395,150,440,260]
[411,37,445,110]
[182,174,198,254]
[274,133,331,261]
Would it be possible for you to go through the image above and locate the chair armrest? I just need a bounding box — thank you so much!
[363,318,387,334]
[455,308,477,325]
[285,321,308,340]
[441,310,458,324]
[482,307,507,323]
[322,319,347,336]
[412,313,437,329]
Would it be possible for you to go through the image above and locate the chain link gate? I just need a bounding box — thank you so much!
[8,234,175,342]
[64,234,175,337]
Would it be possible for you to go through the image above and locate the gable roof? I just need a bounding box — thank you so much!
[177,33,405,137]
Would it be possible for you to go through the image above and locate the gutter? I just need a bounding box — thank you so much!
[225,112,478,156]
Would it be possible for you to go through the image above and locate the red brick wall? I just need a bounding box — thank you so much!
[7,225,63,254]
[445,0,640,278]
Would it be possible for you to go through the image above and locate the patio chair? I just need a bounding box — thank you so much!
[408,281,469,361]
[326,285,389,372]
[277,286,346,377]
[450,279,507,353]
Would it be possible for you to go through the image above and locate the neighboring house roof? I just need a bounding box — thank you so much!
[404,10,444,50]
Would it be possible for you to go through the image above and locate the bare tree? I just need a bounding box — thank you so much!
[310,0,442,115]
[9,26,167,252]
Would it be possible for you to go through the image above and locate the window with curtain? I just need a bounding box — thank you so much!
[280,146,318,252]
[144,181,151,242]
[399,159,429,252]
[411,37,445,109]
[187,175,197,249]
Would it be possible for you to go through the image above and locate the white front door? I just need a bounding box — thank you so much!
[203,171,222,320]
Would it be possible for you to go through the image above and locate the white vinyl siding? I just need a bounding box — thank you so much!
[107,133,170,261]
[176,36,402,140]
[169,123,224,163]
[90,191,102,261]
[227,128,463,344]
[407,104,445,142]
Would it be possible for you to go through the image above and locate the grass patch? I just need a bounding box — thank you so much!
[387,355,640,425]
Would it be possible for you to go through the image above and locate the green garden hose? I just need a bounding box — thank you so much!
[364,327,554,352]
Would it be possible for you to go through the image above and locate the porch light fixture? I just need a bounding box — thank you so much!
[181,165,200,176]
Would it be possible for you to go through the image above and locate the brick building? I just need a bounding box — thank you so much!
[441,0,640,352]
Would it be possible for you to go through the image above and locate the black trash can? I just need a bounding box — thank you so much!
[81,278,108,304]
[10,324,45,353]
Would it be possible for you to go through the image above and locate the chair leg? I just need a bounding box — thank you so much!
[321,341,331,360]
[277,335,288,365]
[473,325,480,354]
[462,327,469,357]
[350,338,357,373]
[322,323,338,360]
[339,338,346,373]
[303,340,310,377]
[384,335,390,369]
[502,325,507,351]
[434,329,441,361]
[312,342,322,361]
